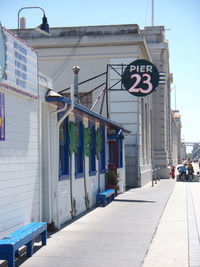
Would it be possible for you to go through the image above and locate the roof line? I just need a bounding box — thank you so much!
[46,95,131,134]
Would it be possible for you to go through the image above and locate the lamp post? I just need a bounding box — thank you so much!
[73,66,80,103]
[17,6,50,36]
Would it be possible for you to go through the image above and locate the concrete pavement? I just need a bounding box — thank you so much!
[14,180,175,267]
[143,181,200,267]
[2,167,200,267]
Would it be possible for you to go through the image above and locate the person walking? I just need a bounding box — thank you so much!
[170,165,175,179]
[177,163,187,181]
[187,163,194,182]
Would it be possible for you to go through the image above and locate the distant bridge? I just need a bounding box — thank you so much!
[184,142,200,146]
[192,147,200,158]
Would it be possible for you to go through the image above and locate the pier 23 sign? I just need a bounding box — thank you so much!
[122,59,159,97]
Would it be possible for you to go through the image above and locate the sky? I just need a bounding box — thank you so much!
[0,0,200,145]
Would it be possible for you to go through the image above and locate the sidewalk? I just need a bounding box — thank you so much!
[4,178,200,267]
[13,179,175,267]
[143,181,200,267]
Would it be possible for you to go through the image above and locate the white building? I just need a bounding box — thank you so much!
[171,111,182,165]
[0,25,130,235]
[12,23,179,187]
[42,88,130,229]
[0,26,43,237]
[143,26,173,178]
[14,24,156,188]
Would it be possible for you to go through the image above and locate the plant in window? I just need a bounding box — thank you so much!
[96,128,102,193]
[83,126,90,209]
[68,121,78,218]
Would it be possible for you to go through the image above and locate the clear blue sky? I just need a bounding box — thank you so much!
[1,0,200,144]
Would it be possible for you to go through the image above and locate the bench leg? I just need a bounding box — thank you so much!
[7,249,15,267]
[15,249,19,258]
[42,230,47,246]
[96,196,99,207]
[103,196,106,207]
[27,239,34,257]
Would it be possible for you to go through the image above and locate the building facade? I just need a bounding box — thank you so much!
[12,23,177,187]
[171,110,182,165]
[42,88,130,229]
[143,26,173,177]
[0,26,44,237]
[0,25,130,234]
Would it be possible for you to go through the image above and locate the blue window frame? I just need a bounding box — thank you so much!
[100,125,106,173]
[117,138,123,168]
[75,117,84,178]
[59,117,69,180]
[107,129,124,169]
[89,121,96,175]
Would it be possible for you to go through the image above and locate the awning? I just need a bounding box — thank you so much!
[46,89,131,135]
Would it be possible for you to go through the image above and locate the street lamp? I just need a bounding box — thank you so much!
[18,6,51,36]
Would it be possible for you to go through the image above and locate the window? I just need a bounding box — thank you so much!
[89,121,96,175]
[107,128,124,169]
[117,138,123,168]
[59,117,69,179]
[100,125,106,173]
[75,117,84,178]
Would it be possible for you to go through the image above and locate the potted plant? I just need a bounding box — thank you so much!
[105,169,119,196]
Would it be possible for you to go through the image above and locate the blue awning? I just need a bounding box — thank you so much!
[46,91,131,135]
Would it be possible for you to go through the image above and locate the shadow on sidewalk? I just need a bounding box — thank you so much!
[0,244,43,267]
[114,199,156,203]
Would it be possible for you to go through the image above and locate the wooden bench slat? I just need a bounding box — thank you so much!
[96,189,115,207]
[0,223,46,245]
[1,222,46,242]
[0,222,47,267]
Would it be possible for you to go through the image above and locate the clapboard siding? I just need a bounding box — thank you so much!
[0,203,40,237]
[5,125,39,135]
[0,178,40,197]
[0,155,39,164]
[0,169,39,179]
[0,201,40,220]
[0,190,40,207]
[0,90,41,238]
[0,177,40,190]
[0,144,39,153]
[0,162,39,172]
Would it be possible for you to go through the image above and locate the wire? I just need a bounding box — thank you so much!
[51,26,88,81]
[79,82,106,99]
[58,72,106,94]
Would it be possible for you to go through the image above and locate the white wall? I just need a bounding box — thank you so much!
[42,108,108,228]
[0,88,41,238]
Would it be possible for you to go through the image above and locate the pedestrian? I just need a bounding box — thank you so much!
[187,163,194,182]
[170,165,175,179]
[177,163,187,181]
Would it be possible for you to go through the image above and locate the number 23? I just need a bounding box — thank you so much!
[128,73,153,94]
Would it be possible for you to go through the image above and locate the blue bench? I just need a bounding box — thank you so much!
[0,222,47,267]
[96,189,115,207]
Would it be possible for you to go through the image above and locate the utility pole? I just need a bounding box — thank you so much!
[73,66,80,103]
[174,85,177,110]
[152,0,154,26]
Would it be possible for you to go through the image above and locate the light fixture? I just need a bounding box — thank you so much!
[18,6,51,37]
[35,14,50,36]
